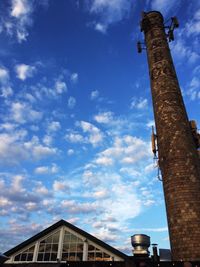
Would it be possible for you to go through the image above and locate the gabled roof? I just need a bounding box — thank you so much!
[4,219,129,260]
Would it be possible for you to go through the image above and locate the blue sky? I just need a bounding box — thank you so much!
[0,0,200,255]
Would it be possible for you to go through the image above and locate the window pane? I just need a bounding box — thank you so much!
[37,253,44,261]
[63,243,70,252]
[64,234,70,243]
[27,253,33,261]
[69,252,76,261]
[70,234,78,242]
[62,252,68,261]
[76,252,83,261]
[77,237,83,242]
[21,253,27,261]
[14,254,20,261]
[50,252,57,261]
[45,243,51,252]
[44,253,50,261]
[28,246,35,253]
[38,243,45,252]
[103,252,111,260]
[88,245,95,251]
[88,252,95,261]
[77,243,83,252]
[52,231,60,243]
[46,235,52,243]
[95,252,102,261]
[52,244,58,252]
[70,244,77,252]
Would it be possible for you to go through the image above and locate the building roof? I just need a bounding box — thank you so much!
[4,219,129,260]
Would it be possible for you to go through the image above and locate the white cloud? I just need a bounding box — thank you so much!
[24,136,58,160]
[99,180,142,220]
[53,180,70,192]
[95,23,107,33]
[94,111,113,124]
[35,164,58,174]
[130,98,148,109]
[0,132,29,165]
[11,174,25,193]
[34,166,49,174]
[93,189,109,198]
[186,76,200,100]
[95,156,113,166]
[0,122,17,132]
[171,39,200,64]
[68,96,76,109]
[9,0,34,42]
[10,101,43,124]
[150,0,180,16]
[79,121,103,146]
[61,200,97,214]
[1,86,13,98]
[47,121,61,132]
[65,132,84,143]
[26,142,58,160]
[11,0,30,17]
[55,79,67,94]
[144,163,156,173]
[25,202,37,211]
[66,123,103,146]
[15,64,36,80]
[67,149,74,155]
[0,67,9,82]
[0,197,12,207]
[132,227,168,232]
[0,66,13,98]
[43,135,53,146]
[90,90,99,100]
[70,73,78,83]
[94,135,150,166]
[146,120,155,128]
[185,9,200,36]
[88,0,132,32]
[51,163,59,173]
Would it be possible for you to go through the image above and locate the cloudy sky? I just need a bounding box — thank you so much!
[0,0,200,255]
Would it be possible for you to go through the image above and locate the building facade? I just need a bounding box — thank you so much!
[4,220,128,265]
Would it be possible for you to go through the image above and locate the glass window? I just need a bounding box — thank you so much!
[37,231,60,262]
[88,243,112,261]
[103,252,111,261]
[14,245,35,262]
[88,252,95,261]
[70,244,77,252]
[62,252,68,261]
[88,245,95,251]
[61,230,83,261]
[14,254,20,261]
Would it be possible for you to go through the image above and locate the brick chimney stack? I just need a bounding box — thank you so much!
[140,11,200,261]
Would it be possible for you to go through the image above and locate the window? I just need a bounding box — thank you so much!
[14,245,35,262]
[11,227,115,263]
[61,230,83,261]
[88,243,112,261]
[37,231,60,262]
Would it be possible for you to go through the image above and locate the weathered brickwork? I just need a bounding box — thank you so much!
[141,11,200,261]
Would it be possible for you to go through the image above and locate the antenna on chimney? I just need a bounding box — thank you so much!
[151,126,157,159]
[137,41,146,53]
[165,16,179,42]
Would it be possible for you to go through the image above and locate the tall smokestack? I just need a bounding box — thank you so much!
[140,11,200,261]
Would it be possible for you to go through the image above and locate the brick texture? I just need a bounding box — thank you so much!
[141,11,200,261]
